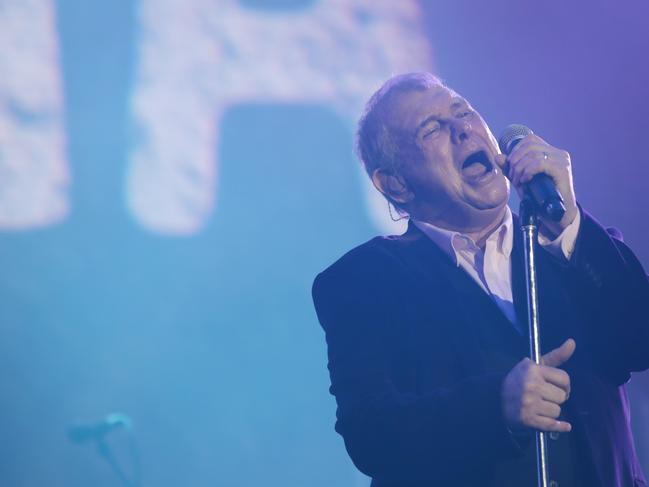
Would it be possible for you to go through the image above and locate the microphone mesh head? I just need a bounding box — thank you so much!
[498,124,533,154]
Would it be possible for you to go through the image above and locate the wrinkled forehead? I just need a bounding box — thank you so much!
[386,84,464,134]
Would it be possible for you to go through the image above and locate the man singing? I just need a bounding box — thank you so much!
[312,72,649,486]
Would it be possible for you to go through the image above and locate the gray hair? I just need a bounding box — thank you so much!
[356,72,443,177]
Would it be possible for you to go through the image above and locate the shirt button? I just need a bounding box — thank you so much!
[549,480,559,487]
[549,431,560,440]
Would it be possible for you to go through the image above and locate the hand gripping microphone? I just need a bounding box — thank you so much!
[498,124,566,222]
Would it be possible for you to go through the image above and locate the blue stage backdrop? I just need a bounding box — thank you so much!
[0,1,647,485]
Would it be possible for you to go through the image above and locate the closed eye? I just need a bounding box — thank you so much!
[423,122,441,138]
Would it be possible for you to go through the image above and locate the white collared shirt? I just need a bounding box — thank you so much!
[413,207,581,330]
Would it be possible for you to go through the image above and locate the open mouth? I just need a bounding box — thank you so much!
[461,150,493,178]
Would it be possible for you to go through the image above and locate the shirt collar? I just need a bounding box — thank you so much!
[412,206,513,266]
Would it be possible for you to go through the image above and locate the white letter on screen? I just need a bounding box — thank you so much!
[0,0,68,230]
[128,0,433,235]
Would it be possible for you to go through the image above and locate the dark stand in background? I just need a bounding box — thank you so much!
[68,412,142,487]
[96,437,138,487]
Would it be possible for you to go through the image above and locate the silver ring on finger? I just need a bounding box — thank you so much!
[542,151,549,160]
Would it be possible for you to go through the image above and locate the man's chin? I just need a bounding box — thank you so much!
[466,186,510,212]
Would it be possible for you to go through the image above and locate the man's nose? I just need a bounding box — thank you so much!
[450,119,471,144]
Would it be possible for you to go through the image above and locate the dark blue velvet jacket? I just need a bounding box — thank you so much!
[312,209,649,486]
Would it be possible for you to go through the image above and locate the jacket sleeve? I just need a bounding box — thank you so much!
[565,208,649,384]
[311,245,524,482]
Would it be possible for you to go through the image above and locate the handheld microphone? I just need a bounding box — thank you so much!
[67,413,132,444]
[498,124,566,222]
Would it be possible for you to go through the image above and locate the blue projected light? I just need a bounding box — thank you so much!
[0,0,432,236]
[1,1,649,486]
[0,1,431,486]
[127,0,431,235]
[240,0,317,11]
[0,0,67,229]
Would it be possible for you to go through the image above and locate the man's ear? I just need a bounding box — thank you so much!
[371,168,413,205]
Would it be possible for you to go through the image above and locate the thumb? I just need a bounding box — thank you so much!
[494,153,509,177]
[541,338,576,368]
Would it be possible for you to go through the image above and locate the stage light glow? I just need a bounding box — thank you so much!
[0,0,68,229]
[127,0,432,235]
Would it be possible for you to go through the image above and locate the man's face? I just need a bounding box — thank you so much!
[388,84,509,228]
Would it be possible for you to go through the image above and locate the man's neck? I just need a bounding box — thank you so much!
[413,205,508,249]
[464,208,508,248]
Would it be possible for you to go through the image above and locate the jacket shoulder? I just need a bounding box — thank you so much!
[315,233,407,285]
[311,232,414,312]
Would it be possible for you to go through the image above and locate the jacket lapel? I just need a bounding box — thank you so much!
[511,214,532,345]
[395,220,526,374]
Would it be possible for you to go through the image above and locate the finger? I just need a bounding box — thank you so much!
[494,153,508,175]
[536,400,562,419]
[508,133,550,155]
[541,339,576,368]
[510,151,560,188]
[507,136,552,166]
[540,366,570,394]
[507,154,527,186]
[507,143,562,179]
[518,159,552,185]
[510,156,542,188]
[539,381,569,404]
[520,145,566,165]
[508,150,545,187]
[533,416,572,433]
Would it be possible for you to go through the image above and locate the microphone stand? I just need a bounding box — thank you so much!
[520,197,550,487]
[68,413,142,487]
[96,437,136,487]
